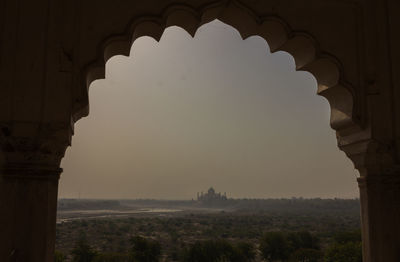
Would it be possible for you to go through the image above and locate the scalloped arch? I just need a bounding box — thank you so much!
[83,1,357,133]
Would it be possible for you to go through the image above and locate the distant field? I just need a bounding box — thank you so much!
[56,198,361,261]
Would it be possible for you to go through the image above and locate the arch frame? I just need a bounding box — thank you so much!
[3,0,400,261]
[74,0,371,170]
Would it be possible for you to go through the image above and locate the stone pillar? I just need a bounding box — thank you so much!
[0,165,61,262]
[0,124,71,262]
[358,170,400,262]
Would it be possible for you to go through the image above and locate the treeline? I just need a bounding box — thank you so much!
[258,230,362,262]
[58,199,121,211]
[58,198,360,215]
[120,198,361,214]
[223,198,360,214]
[55,230,362,262]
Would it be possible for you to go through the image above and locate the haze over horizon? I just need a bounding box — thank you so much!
[59,20,359,200]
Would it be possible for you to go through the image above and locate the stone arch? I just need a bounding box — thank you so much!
[80,1,359,138]
[2,1,400,261]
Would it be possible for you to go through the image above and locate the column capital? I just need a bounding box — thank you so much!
[357,168,400,187]
[0,121,72,170]
[357,166,400,209]
[337,127,398,176]
[0,165,63,181]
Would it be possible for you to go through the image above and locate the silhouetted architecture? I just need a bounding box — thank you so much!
[1,1,400,261]
[197,187,228,203]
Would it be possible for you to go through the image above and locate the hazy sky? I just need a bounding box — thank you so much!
[60,21,359,199]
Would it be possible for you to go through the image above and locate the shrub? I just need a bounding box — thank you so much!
[129,236,161,262]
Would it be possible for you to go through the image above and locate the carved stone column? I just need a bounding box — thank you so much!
[0,124,71,262]
[358,170,400,262]
[340,135,400,262]
[0,166,61,262]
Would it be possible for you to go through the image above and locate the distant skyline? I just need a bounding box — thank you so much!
[60,20,359,200]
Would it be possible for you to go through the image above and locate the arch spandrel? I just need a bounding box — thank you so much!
[69,0,370,170]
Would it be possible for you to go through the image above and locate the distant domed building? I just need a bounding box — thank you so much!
[197,187,227,203]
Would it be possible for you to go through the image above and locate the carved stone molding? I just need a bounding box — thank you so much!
[339,131,398,175]
[1,165,62,181]
[358,172,400,186]
[358,167,400,206]
[0,122,72,169]
[76,0,361,139]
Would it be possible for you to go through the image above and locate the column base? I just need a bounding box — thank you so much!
[358,173,400,262]
[0,165,61,262]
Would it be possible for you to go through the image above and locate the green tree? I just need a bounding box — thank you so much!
[287,231,320,251]
[290,248,322,262]
[235,242,256,262]
[54,250,67,262]
[129,236,161,262]
[324,242,362,262]
[182,240,222,262]
[93,253,129,262]
[182,240,255,262]
[325,231,362,262]
[71,236,98,262]
[333,231,361,244]
[260,232,290,262]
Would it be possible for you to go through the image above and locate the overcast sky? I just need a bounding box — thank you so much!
[59,21,359,200]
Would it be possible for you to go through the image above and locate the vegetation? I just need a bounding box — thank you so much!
[55,199,361,261]
[324,231,362,262]
[129,236,162,262]
[71,235,98,262]
[260,231,322,262]
[57,230,361,262]
[182,240,255,262]
[54,250,67,262]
